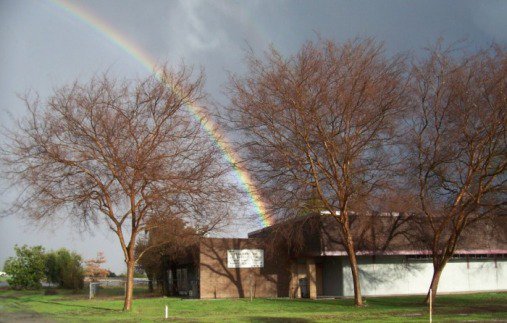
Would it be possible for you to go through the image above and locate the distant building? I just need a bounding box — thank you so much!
[162,214,507,299]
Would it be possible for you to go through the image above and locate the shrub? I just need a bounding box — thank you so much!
[45,248,84,290]
[4,245,46,289]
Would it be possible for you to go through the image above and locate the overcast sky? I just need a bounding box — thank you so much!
[1,0,506,273]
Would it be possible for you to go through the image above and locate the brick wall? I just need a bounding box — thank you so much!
[199,238,291,299]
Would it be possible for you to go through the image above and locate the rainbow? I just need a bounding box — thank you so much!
[49,0,272,228]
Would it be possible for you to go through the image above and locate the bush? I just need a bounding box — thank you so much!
[4,245,46,289]
[134,272,147,278]
[45,248,84,290]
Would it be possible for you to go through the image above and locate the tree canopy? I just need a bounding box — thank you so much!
[2,65,239,310]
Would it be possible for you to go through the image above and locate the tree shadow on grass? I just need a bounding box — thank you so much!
[32,299,118,312]
[364,296,423,308]
[248,318,310,322]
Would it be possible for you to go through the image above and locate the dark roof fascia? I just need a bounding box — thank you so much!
[306,249,507,257]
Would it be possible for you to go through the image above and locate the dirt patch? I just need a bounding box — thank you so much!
[0,311,53,323]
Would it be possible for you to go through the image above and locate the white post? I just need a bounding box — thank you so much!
[89,282,98,299]
[165,305,168,319]
[429,288,432,323]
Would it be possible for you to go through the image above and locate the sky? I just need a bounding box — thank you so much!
[1,0,506,273]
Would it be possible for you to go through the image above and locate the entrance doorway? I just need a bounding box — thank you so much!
[299,278,309,298]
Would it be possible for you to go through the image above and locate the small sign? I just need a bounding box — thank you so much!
[227,249,264,268]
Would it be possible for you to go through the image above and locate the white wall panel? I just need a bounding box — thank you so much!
[333,256,506,297]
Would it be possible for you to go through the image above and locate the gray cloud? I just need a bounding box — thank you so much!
[1,0,505,273]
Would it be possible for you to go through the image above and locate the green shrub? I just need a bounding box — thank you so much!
[45,248,84,290]
[4,245,46,289]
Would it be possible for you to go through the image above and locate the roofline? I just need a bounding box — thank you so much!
[248,212,507,237]
[201,237,254,241]
[316,249,507,257]
[247,211,434,237]
[247,227,265,237]
[248,213,320,237]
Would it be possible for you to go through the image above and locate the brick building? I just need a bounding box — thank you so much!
[162,214,507,299]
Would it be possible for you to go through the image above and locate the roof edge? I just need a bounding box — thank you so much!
[317,249,507,257]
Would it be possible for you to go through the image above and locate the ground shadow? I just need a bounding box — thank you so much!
[32,299,118,312]
[248,317,311,322]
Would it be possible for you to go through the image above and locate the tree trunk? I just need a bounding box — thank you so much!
[123,260,135,311]
[344,231,363,306]
[425,263,445,304]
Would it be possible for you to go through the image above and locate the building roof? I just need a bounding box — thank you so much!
[249,213,507,257]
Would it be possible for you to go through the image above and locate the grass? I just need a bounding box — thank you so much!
[0,287,505,322]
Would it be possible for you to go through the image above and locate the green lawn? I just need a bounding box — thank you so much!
[0,288,505,322]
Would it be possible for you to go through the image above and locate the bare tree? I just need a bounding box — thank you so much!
[225,39,408,306]
[84,251,109,281]
[135,215,201,293]
[1,65,237,310]
[406,43,507,302]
